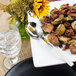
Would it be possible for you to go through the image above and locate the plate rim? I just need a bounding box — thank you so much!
[5,57,32,76]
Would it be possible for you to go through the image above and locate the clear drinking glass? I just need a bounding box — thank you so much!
[0,30,21,69]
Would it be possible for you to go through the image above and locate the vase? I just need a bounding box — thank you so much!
[9,14,29,39]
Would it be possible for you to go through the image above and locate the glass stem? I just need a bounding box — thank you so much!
[9,56,19,64]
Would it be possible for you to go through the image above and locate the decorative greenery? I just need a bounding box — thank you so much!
[0,0,50,39]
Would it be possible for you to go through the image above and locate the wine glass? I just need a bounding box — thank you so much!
[0,30,21,69]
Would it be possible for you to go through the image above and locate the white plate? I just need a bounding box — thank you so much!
[30,0,76,67]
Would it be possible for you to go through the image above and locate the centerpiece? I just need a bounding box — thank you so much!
[0,0,50,39]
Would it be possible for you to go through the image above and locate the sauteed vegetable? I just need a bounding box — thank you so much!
[41,4,76,54]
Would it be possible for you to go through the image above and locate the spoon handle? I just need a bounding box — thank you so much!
[41,36,74,67]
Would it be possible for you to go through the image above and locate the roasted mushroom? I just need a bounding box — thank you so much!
[69,7,76,13]
[50,7,58,15]
[51,21,60,25]
[71,21,76,30]
[70,13,76,17]
[60,4,69,9]
[60,9,68,14]
[59,14,64,19]
[53,13,58,19]
[64,22,70,28]
[65,29,74,37]
[42,23,53,33]
[41,16,51,24]
[69,42,76,54]
[54,7,59,13]
[58,36,71,44]
[48,33,60,45]
[55,24,66,35]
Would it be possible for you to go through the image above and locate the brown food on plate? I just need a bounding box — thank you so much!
[66,11,70,15]
[65,29,74,37]
[60,4,69,9]
[59,14,64,19]
[53,13,58,19]
[41,16,51,24]
[69,7,76,13]
[70,42,76,54]
[62,46,67,51]
[41,3,76,54]
[63,44,69,50]
[60,9,68,14]
[54,7,59,13]
[48,33,60,45]
[51,21,59,25]
[42,23,53,33]
[64,22,70,28]
[70,13,76,17]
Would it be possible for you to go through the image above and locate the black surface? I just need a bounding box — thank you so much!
[6,57,76,76]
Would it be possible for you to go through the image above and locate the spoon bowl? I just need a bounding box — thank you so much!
[25,22,43,39]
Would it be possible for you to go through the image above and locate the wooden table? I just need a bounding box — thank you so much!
[0,0,59,75]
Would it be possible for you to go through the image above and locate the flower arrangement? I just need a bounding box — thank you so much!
[0,0,50,39]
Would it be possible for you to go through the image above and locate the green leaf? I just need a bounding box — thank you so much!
[18,23,29,39]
